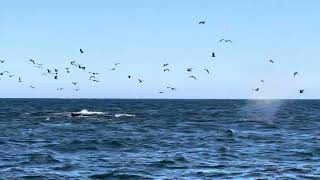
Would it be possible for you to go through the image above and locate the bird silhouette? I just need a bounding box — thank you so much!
[0,60,5,63]
[212,52,215,58]
[138,79,143,83]
[269,59,274,63]
[18,77,22,82]
[128,75,131,79]
[203,69,209,74]
[72,82,78,85]
[80,49,84,54]
[294,72,298,77]
[189,76,197,80]
[199,21,206,24]
[253,88,260,91]
[299,89,304,94]
[164,69,170,72]
[163,63,169,67]
[29,59,36,64]
[187,68,193,72]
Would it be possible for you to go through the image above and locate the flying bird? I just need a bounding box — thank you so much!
[199,21,206,24]
[0,60,5,63]
[128,75,131,79]
[167,87,176,91]
[187,68,193,72]
[80,49,84,54]
[164,69,170,72]
[73,89,80,91]
[299,89,304,94]
[212,52,215,58]
[57,88,64,91]
[54,75,58,79]
[261,80,264,83]
[163,63,169,67]
[159,91,164,94]
[110,67,116,71]
[30,86,35,89]
[72,82,78,85]
[253,88,260,91]
[219,39,232,43]
[269,59,274,63]
[115,63,120,66]
[18,77,22,82]
[294,72,298,77]
[138,79,143,83]
[189,76,197,80]
[29,59,36,64]
[203,69,210,74]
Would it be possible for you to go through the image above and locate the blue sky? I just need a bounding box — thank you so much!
[0,0,319,98]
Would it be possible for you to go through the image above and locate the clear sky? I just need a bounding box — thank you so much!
[0,0,319,99]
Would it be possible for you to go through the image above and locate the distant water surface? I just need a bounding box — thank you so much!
[0,99,319,179]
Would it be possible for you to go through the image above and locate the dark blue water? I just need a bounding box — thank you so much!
[0,99,319,179]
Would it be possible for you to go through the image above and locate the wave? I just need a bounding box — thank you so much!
[114,113,136,118]
[71,109,108,117]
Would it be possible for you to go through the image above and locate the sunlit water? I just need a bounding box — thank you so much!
[0,99,319,179]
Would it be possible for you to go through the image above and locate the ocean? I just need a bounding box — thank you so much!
[0,99,319,179]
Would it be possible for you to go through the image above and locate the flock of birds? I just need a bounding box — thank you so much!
[0,20,304,96]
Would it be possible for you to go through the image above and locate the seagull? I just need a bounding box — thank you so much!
[219,39,232,43]
[92,80,100,82]
[80,49,84,54]
[66,68,70,73]
[115,63,120,66]
[212,52,215,58]
[199,21,206,24]
[110,67,116,71]
[269,59,274,63]
[299,89,304,94]
[159,91,164,94]
[138,79,143,83]
[36,63,43,66]
[164,69,170,72]
[89,72,99,75]
[187,68,193,72]
[0,60,5,63]
[9,75,14,78]
[163,63,169,67]
[253,88,260,91]
[47,69,52,74]
[72,82,77,85]
[57,88,64,91]
[18,77,22,82]
[261,80,264,83]
[29,59,36,64]
[30,86,35,89]
[203,69,210,74]
[73,89,80,91]
[294,72,298,77]
[89,76,96,79]
[71,61,76,65]
[54,69,58,73]
[128,75,131,79]
[54,75,58,79]
[167,87,176,91]
[189,76,197,80]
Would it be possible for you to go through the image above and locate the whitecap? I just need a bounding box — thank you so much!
[114,113,136,118]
